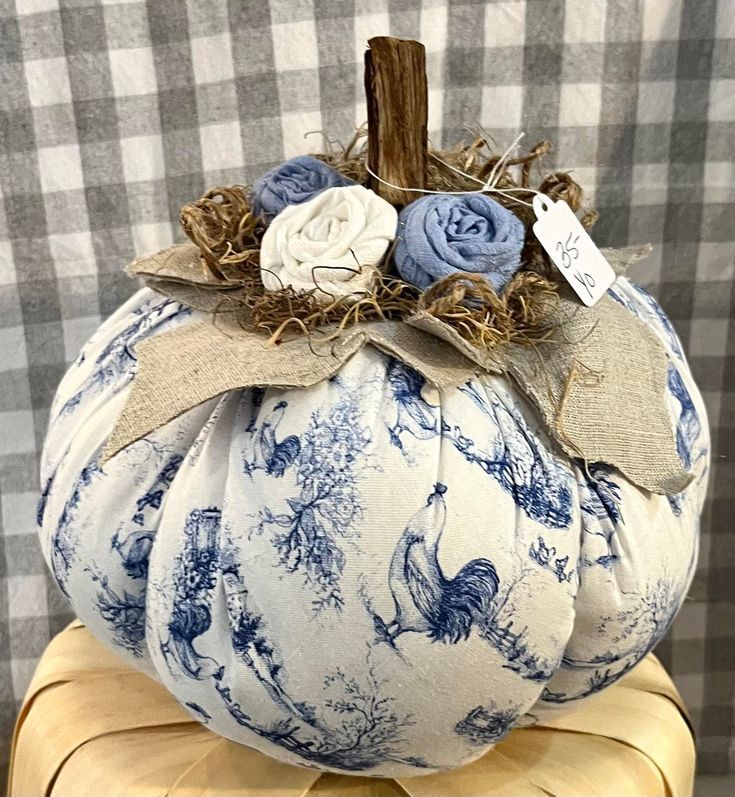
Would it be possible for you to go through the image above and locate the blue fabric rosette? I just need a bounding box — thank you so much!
[252,155,355,218]
[394,194,526,292]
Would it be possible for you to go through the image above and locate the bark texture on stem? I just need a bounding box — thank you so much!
[364,36,428,206]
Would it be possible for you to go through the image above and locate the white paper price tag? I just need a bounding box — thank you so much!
[532,195,616,306]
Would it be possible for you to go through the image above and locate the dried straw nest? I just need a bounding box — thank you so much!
[178,132,595,349]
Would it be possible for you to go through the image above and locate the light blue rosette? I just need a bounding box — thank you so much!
[252,155,354,219]
[394,194,526,292]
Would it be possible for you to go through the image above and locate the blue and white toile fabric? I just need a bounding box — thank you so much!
[37,280,708,777]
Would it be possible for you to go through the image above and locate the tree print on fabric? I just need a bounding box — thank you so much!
[84,445,185,656]
[158,506,429,773]
[578,463,623,569]
[160,507,223,680]
[543,575,687,703]
[251,390,371,612]
[50,462,103,597]
[86,569,147,657]
[58,299,191,417]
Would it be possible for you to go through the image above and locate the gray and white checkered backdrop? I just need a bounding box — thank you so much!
[0,0,733,782]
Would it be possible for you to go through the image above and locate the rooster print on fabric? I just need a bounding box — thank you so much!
[371,485,560,684]
[375,484,499,644]
[243,400,301,478]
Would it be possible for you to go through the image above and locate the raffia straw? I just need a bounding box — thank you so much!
[419,271,559,348]
[180,186,266,282]
[315,126,370,182]
[177,135,594,350]
[251,274,421,344]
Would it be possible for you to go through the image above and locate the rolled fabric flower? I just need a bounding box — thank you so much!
[260,185,397,301]
[394,194,526,292]
[252,155,355,219]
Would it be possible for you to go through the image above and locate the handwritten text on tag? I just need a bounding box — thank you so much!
[532,195,616,306]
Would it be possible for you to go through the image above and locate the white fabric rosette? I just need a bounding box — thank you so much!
[259,185,397,301]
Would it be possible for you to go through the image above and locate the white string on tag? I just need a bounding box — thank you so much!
[532,194,616,307]
[364,162,539,208]
[483,131,526,190]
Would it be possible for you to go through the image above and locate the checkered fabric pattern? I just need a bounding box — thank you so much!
[0,0,732,782]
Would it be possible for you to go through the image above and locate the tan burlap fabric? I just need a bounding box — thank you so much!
[496,293,690,493]
[127,242,248,312]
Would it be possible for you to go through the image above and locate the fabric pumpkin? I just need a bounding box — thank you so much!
[38,278,708,777]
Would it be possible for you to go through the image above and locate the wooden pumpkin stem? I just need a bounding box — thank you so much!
[364,36,428,206]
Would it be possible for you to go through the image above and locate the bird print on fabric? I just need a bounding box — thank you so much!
[244,400,301,478]
[385,360,574,529]
[111,528,155,580]
[375,484,499,645]
[386,361,439,449]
